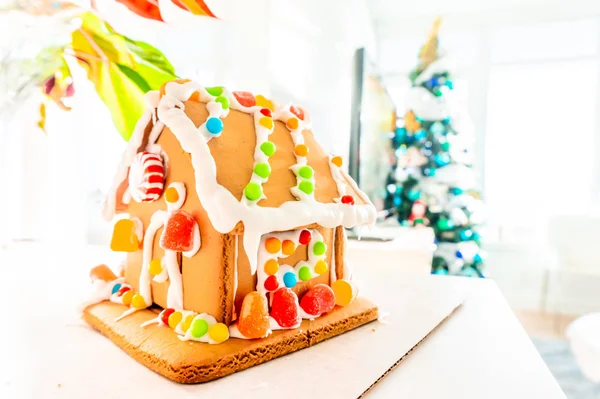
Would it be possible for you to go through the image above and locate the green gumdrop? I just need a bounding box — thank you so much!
[215,95,230,110]
[298,180,314,195]
[254,163,271,179]
[298,166,313,179]
[260,141,276,157]
[206,86,223,96]
[313,241,326,256]
[298,266,312,281]
[190,319,209,338]
[244,182,263,201]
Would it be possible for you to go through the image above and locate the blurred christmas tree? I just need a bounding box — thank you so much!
[385,18,487,277]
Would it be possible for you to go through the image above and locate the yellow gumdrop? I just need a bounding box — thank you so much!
[131,293,147,309]
[331,279,356,307]
[259,117,274,130]
[315,260,328,275]
[149,259,163,276]
[121,290,135,306]
[168,311,182,329]
[110,219,140,252]
[181,314,195,333]
[256,95,274,111]
[208,323,229,343]
[165,187,179,203]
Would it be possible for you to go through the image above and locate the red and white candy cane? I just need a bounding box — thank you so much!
[128,151,165,202]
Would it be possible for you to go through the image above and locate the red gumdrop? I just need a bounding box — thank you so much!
[341,195,355,205]
[290,105,305,120]
[160,308,175,325]
[117,286,131,297]
[260,108,272,117]
[233,91,256,107]
[160,210,196,252]
[299,229,311,245]
[270,288,300,328]
[264,275,279,291]
[300,284,335,316]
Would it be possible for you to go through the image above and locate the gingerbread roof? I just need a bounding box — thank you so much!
[103,79,376,273]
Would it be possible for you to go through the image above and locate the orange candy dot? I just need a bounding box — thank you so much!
[282,240,295,255]
[131,293,147,309]
[165,187,179,203]
[315,260,328,275]
[187,91,200,102]
[331,156,343,167]
[264,259,279,275]
[331,279,357,307]
[286,118,299,130]
[259,117,274,130]
[265,237,281,254]
[121,290,135,306]
[181,314,195,333]
[295,144,309,157]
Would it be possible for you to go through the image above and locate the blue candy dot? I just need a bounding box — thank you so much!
[283,272,297,288]
[112,283,122,295]
[206,117,223,135]
[474,253,483,263]
[455,251,463,259]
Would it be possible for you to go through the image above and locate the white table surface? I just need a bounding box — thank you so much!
[0,243,565,399]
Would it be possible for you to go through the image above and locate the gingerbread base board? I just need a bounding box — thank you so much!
[83,298,378,384]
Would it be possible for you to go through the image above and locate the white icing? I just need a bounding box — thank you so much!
[103,80,376,276]
[80,277,125,311]
[329,155,347,202]
[140,316,161,328]
[164,250,183,309]
[329,231,337,284]
[299,307,317,321]
[178,313,226,344]
[242,108,275,205]
[152,257,169,283]
[115,307,137,322]
[139,210,168,306]
[269,316,301,331]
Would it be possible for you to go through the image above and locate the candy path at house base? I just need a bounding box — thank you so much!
[83,297,378,384]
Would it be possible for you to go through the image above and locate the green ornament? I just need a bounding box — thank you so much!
[298,181,314,195]
[313,241,326,256]
[441,141,450,151]
[298,166,313,179]
[298,266,312,281]
[244,182,262,201]
[254,163,271,179]
[190,319,209,338]
[434,89,443,97]
[206,86,223,96]
[260,141,276,157]
[215,95,230,110]
[437,218,454,231]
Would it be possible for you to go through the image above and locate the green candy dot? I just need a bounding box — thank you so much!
[298,180,314,195]
[206,86,223,96]
[441,142,450,151]
[254,163,271,179]
[313,241,326,256]
[244,182,263,201]
[298,166,313,179]
[215,95,230,110]
[190,319,209,338]
[260,141,276,157]
[299,266,312,281]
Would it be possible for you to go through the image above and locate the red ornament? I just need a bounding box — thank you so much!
[117,286,132,297]
[341,195,355,205]
[270,288,301,328]
[300,284,335,316]
[264,275,279,291]
[260,108,272,117]
[290,105,305,121]
[160,308,175,325]
[160,210,197,252]
[233,91,256,107]
[299,229,312,245]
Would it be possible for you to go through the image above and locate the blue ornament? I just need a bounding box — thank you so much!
[472,232,481,241]
[430,76,439,87]
[393,196,402,206]
[407,189,421,201]
[424,167,436,177]
[434,153,450,166]
[414,129,427,140]
[395,127,406,136]
[451,187,464,196]
[446,80,454,90]
[473,253,483,263]
[396,185,403,194]
[433,238,439,245]
[455,250,463,259]
[459,229,473,240]
[430,122,444,135]
[206,117,223,135]
[283,272,297,288]
[111,283,122,295]
[442,117,451,124]
[400,220,411,227]
[405,135,415,145]
[460,267,478,278]
[432,268,448,276]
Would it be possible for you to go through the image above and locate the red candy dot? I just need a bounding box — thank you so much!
[233,91,256,107]
[290,105,305,120]
[341,195,355,205]
[117,286,131,297]
[264,275,279,291]
[299,229,312,245]
[260,108,272,117]
[160,308,175,325]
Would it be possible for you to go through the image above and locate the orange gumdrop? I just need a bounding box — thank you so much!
[110,219,140,252]
[89,264,117,282]
[238,292,270,339]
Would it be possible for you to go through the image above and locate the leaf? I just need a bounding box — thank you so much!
[71,12,177,141]
[172,0,218,18]
[107,0,218,22]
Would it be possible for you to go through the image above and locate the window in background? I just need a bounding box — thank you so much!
[485,60,598,242]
